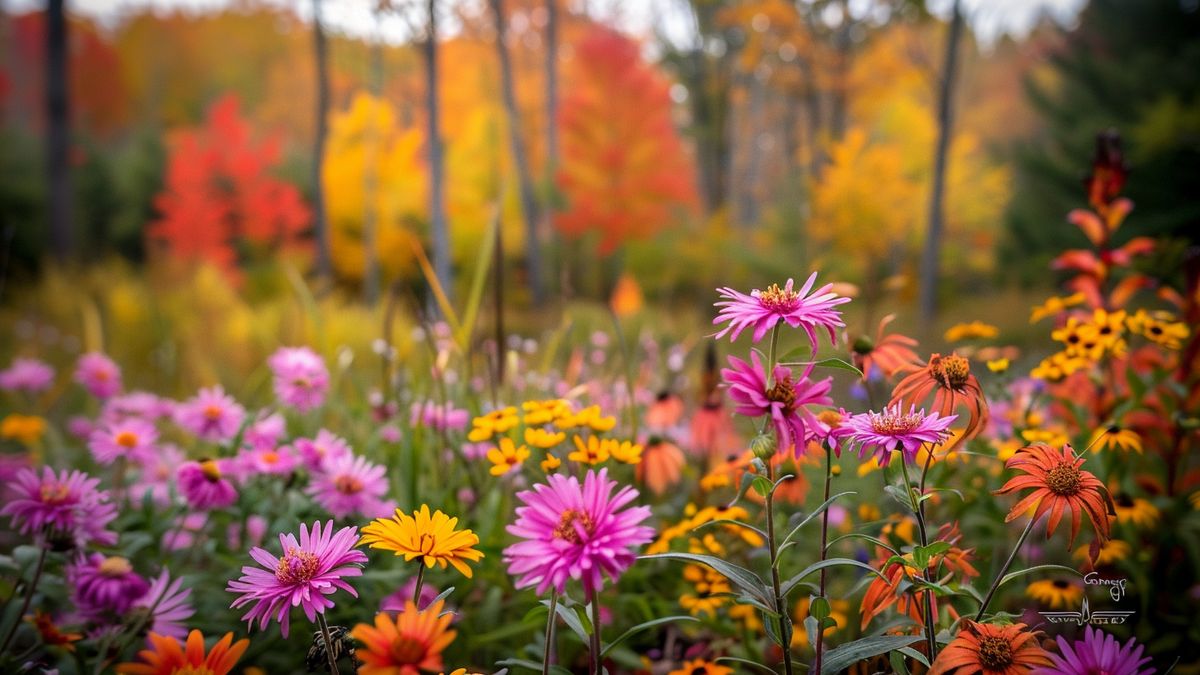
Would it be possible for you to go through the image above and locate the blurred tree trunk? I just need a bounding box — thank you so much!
[918,0,964,322]
[424,0,452,301]
[311,0,332,279]
[830,0,850,142]
[544,0,560,289]
[490,0,544,302]
[46,0,72,262]
[735,71,766,228]
[363,8,383,304]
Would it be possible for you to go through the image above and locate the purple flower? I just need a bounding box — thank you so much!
[130,444,186,507]
[69,553,150,617]
[240,444,299,477]
[1,467,117,548]
[74,352,122,399]
[294,429,353,473]
[305,453,393,520]
[88,417,158,465]
[1035,625,1155,675]
[409,401,469,431]
[177,459,238,510]
[243,412,287,450]
[713,272,850,348]
[175,386,246,443]
[226,520,367,637]
[721,351,833,457]
[101,391,171,423]
[267,346,329,412]
[132,569,195,640]
[504,468,654,596]
[0,357,55,394]
[835,404,956,466]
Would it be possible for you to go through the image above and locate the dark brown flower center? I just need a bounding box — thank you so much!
[1053,579,1070,589]
[932,355,971,389]
[334,475,363,495]
[275,548,320,584]
[389,634,426,664]
[1116,492,1133,508]
[553,509,595,544]
[1045,463,1083,496]
[756,284,802,312]
[977,635,1013,669]
[766,377,797,414]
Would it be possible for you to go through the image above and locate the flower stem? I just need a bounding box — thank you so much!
[812,444,833,674]
[542,591,558,675]
[0,544,47,657]
[412,565,426,606]
[899,458,938,662]
[589,593,602,675]
[765,462,795,675]
[974,516,1036,621]
[316,612,341,675]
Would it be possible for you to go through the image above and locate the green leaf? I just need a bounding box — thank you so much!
[641,553,772,604]
[558,602,590,641]
[890,650,912,675]
[998,564,1082,589]
[715,657,777,675]
[780,491,857,548]
[781,558,884,597]
[751,475,772,497]
[495,658,573,675]
[692,518,767,541]
[826,532,900,556]
[777,356,864,377]
[820,635,925,675]
[810,596,831,620]
[454,206,499,349]
[600,616,699,657]
[898,646,931,668]
[884,484,914,510]
[728,471,758,507]
[911,541,951,569]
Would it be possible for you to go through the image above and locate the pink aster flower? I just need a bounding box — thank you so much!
[267,346,330,412]
[504,468,654,597]
[294,429,353,473]
[0,357,55,393]
[88,417,158,465]
[1036,625,1155,675]
[226,520,367,637]
[175,386,246,443]
[130,444,186,506]
[305,453,393,520]
[101,391,171,423]
[74,352,122,399]
[410,400,469,431]
[2,466,117,548]
[69,553,150,617]
[240,444,299,477]
[177,459,238,511]
[132,569,195,640]
[721,352,833,457]
[713,272,851,348]
[835,404,957,467]
[243,412,287,450]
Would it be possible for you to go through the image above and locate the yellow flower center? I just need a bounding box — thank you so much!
[932,355,971,389]
[115,431,139,448]
[756,283,802,312]
[39,483,71,504]
[869,410,923,435]
[275,548,320,585]
[977,635,1013,669]
[334,475,363,495]
[262,452,280,464]
[553,509,595,544]
[200,459,222,482]
[388,634,427,664]
[98,556,132,577]
[1045,463,1083,496]
[203,404,223,421]
[817,409,843,428]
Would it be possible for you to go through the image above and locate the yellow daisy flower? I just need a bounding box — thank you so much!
[1030,292,1086,323]
[1074,539,1131,566]
[1127,309,1189,349]
[944,321,1000,342]
[1022,427,1071,448]
[559,405,616,432]
[1112,494,1159,529]
[523,427,566,449]
[467,407,519,443]
[522,398,572,426]
[1089,426,1142,454]
[609,440,643,464]
[1,414,47,446]
[359,505,484,578]
[668,660,733,675]
[486,438,530,476]
[679,564,731,617]
[986,358,1011,373]
[568,435,610,465]
[1031,351,1088,382]
[1026,579,1083,609]
[539,453,561,472]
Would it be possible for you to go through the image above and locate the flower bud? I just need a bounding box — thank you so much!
[750,433,776,460]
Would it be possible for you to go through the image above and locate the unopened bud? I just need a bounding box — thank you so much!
[750,433,777,460]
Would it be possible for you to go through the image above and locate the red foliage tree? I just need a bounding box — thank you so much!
[147,94,311,272]
[554,26,697,255]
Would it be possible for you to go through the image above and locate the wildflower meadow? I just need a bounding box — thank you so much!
[2,0,1199,673]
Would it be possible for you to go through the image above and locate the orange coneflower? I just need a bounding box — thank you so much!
[851,314,920,381]
[28,610,82,652]
[352,600,456,675]
[929,620,1051,675]
[891,353,988,442]
[116,630,249,675]
[995,444,1114,548]
[860,522,977,630]
[637,438,685,496]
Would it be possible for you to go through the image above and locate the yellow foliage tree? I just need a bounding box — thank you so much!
[323,93,426,284]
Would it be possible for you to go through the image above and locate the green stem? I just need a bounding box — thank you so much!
[0,545,47,657]
[974,517,1037,621]
[316,612,341,675]
[589,593,602,675]
[813,444,833,674]
[765,462,795,675]
[899,458,938,661]
[542,591,558,675]
[412,565,426,606]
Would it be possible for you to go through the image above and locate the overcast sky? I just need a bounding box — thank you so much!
[6,0,1088,48]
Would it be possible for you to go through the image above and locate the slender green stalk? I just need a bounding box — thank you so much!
[974,517,1037,621]
[813,444,833,674]
[589,594,602,675]
[412,565,426,606]
[765,462,795,675]
[0,544,48,657]
[899,458,938,662]
[315,612,341,675]
[542,591,558,675]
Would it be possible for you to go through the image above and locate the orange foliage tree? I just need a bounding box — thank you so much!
[146,94,311,273]
[554,26,697,255]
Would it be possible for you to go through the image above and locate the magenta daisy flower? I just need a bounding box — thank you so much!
[132,569,195,640]
[88,417,158,465]
[1035,625,1155,675]
[2,466,117,548]
[713,272,851,347]
[305,453,393,519]
[177,459,239,510]
[240,444,299,477]
[244,412,287,450]
[294,429,353,473]
[175,385,246,443]
[0,357,55,393]
[835,404,956,466]
[69,553,151,617]
[101,391,172,423]
[226,520,367,637]
[267,346,330,412]
[131,444,186,506]
[74,352,122,399]
[721,352,833,457]
[504,468,654,596]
